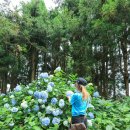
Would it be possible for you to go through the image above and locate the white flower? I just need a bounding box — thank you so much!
[87,120,92,126]
[67,80,71,84]
[44,79,49,83]
[70,84,75,87]
[9,122,14,127]
[59,99,65,108]
[38,112,42,117]
[63,120,69,126]
[46,106,54,114]
[47,85,52,92]
[38,99,43,104]
[21,101,28,109]
[4,103,10,109]
[49,75,54,79]
[31,99,35,102]
[87,83,93,86]
[41,104,45,109]
[10,95,15,98]
[54,66,61,72]
[28,90,33,95]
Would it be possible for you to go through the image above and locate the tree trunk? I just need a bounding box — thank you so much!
[121,41,129,96]
[29,46,37,82]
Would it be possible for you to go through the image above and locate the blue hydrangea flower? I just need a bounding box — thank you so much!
[88,112,94,119]
[27,109,31,113]
[39,72,48,79]
[28,90,33,95]
[58,109,63,115]
[34,91,40,98]
[11,99,17,106]
[52,109,60,116]
[87,104,94,109]
[4,103,10,109]
[66,91,74,97]
[14,85,22,92]
[93,91,100,98]
[40,117,50,126]
[47,85,52,92]
[40,91,48,99]
[48,82,55,87]
[51,98,58,105]
[52,117,60,125]
[43,99,47,103]
[59,99,65,108]
[0,93,5,96]
[52,108,63,116]
[33,105,39,112]
[11,107,18,113]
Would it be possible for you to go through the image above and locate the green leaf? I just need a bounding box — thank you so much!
[33,126,42,130]
[106,125,113,130]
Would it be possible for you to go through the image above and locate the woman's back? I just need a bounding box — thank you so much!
[70,92,87,116]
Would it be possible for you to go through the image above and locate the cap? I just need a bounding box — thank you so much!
[76,77,87,86]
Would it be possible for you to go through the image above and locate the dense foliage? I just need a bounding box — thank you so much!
[0,0,130,97]
[0,68,130,130]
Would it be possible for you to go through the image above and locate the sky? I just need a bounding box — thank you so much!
[0,0,56,10]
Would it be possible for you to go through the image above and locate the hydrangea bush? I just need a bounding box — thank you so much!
[0,67,130,130]
[0,67,92,130]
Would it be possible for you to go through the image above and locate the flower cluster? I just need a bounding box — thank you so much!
[93,91,100,98]
[51,98,58,105]
[88,112,94,119]
[21,101,28,109]
[34,91,48,99]
[66,90,74,97]
[39,72,49,79]
[11,107,18,113]
[59,99,65,108]
[52,117,60,125]
[40,117,50,126]
[14,85,22,92]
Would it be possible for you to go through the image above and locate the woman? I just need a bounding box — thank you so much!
[67,77,90,129]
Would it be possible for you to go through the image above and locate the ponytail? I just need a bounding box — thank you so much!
[80,85,89,100]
